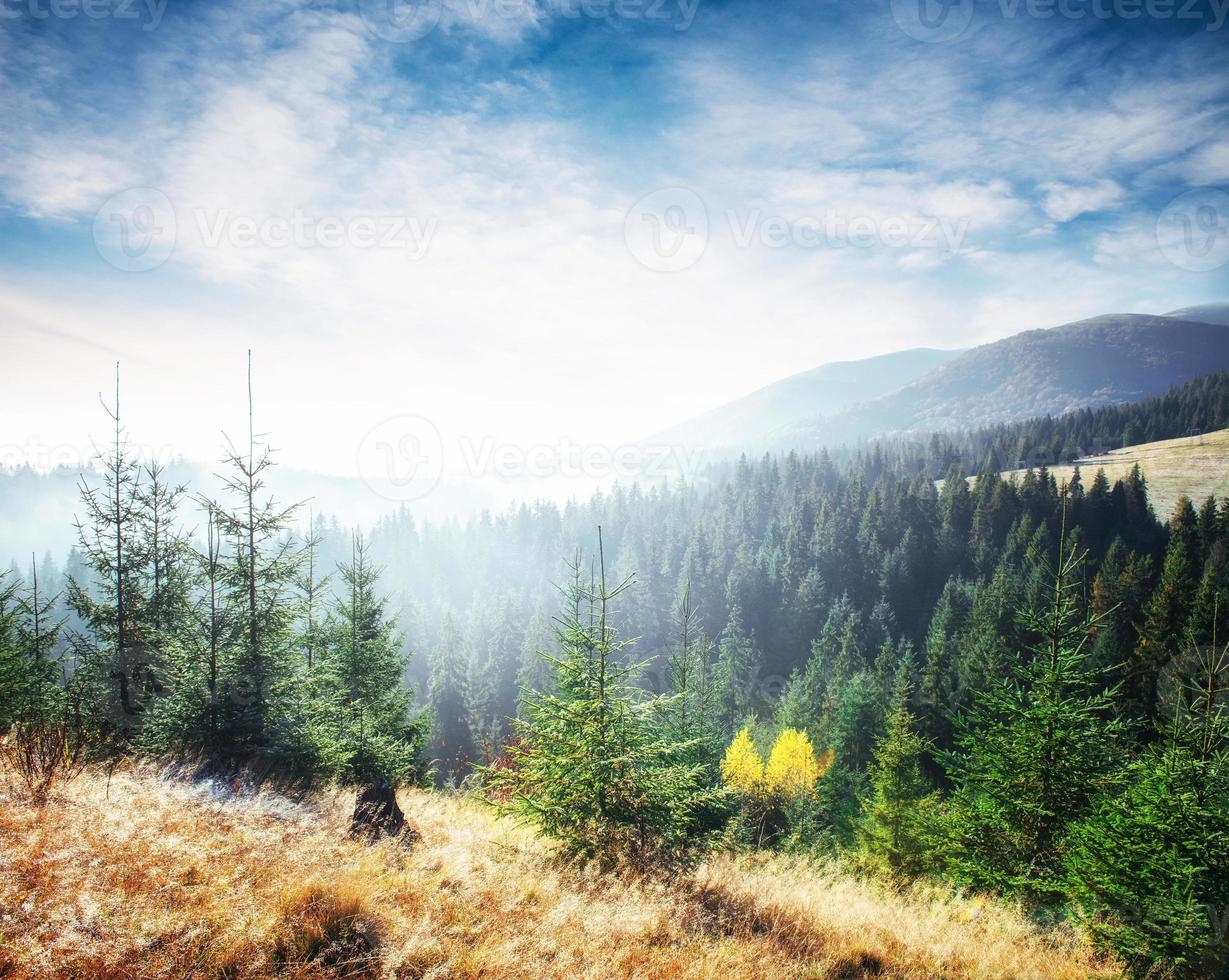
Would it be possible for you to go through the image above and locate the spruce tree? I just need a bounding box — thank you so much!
[426,613,475,785]
[313,533,426,786]
[712,604,762,738]
[1066,626,1229,974]
[481,530,719,866]
[941,508,1126,904]
[857,695,937,879]
[210,353,303,754]
[140,502,238,756]
[1127,496,1202,727]
[66,363,150,738]
[664,581,718,766]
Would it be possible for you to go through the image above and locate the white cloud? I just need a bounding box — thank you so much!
[1039,180,1125,223]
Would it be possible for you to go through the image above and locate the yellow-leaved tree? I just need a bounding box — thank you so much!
[764,728,830,796]
[720,726,765,795]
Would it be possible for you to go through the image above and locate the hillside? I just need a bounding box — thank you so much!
[0,766,1120,979]
[653,305,1229,456]
[1164,301,1229,326]
[650,348,959,453]
[1000,426,1229,519]
[811,313,1229,444]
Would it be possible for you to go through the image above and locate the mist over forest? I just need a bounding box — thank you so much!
[4,0,1229,975]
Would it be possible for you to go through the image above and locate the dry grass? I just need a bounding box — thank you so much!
[0,764,1122,979]
[999,427,1229,519]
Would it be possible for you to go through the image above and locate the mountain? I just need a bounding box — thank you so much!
[822,313,1229,439]
[1164,301,1229,326]
[649,348,960,452]
[655,307,1229,455]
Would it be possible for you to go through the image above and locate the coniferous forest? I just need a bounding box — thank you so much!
[4,3,1229,974]
[4,365,1229,976]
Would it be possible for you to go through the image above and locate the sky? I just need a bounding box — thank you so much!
[1,0,1227,498]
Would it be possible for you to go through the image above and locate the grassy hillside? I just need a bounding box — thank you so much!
[1001,427,1229,519]
[0,766,1120,979]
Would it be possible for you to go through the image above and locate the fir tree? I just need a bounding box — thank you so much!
[1066,625,1229,974]
[941,508,1126,904]
[210,353,304,753]
[427,613,475,785]
[664,581,718,765]
[857,695,937,878]
[313,533,427,785]
[66,363,150,737]
[481,530,719,866]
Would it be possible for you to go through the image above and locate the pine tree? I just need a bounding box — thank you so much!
[1066,625,1229,974]
[210,353,304,753]
[664,581,718,765]
[313,533,426,786]
[857,696,937,878]
[941,508,1126,904]
[1126,496,1202,727]
[427,613,475,785]
[712,604,762,738]
[481,530,719,866]
[66,363,150,738]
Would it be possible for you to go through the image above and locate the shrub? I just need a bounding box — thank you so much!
[0,712,86,805]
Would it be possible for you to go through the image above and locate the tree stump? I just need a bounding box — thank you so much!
[350,783,420,847]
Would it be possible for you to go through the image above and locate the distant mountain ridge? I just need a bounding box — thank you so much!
[650,347,961,452]
[654,302,1229,455]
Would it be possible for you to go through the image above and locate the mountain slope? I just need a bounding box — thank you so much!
[650,347,960,452]
[658,308,1229,454]
[824,313,1229,439]
[1164,301,1229,326]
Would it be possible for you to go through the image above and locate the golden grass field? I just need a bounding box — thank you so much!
[998,427,1229,520]
[0,765,1123,979]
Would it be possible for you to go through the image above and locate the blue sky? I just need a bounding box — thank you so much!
[0,0,1227,481]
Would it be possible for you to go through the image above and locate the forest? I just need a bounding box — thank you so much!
[3,367,1229,977]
